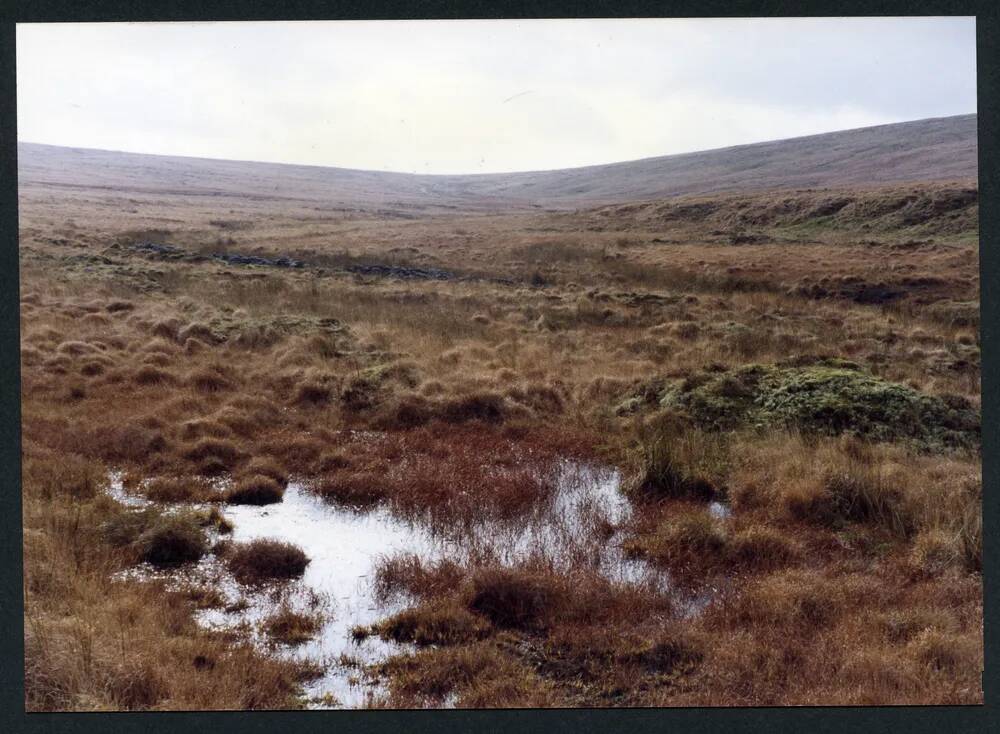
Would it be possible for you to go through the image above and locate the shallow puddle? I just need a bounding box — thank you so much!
[109,460,692,708]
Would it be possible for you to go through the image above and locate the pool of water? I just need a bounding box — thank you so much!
[108,460,709,708]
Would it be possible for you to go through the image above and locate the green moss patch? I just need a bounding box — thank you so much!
[626,360,978,451]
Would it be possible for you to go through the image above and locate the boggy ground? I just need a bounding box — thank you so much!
[19,178,982,708]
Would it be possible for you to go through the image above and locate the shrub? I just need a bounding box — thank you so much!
[225,475,284,505]
[226,539,310,584]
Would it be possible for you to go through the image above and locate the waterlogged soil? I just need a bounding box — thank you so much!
[109,461,718,708]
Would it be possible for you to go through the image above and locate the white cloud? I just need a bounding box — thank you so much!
[16,18,977,174]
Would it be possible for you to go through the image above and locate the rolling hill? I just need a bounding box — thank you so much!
[17,114,977,211]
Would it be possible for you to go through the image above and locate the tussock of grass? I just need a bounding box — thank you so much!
[242,457,289,486]
[375,642,556,707]
[908,629,981,674]
[293,380,333,406]
[909,529,962,575]
[717,570,841,630]
[225,475,285,505]
[314,474,387,509]
[144,476,216,503]
[134,515,209,566]
[624,508,726,568]
[627,421,726,501]
[188,368,233,393]
[725,526,800,571]
[182,438,244,472]
[373,600,490,646]
[467,568,560,631]
[263,606,322,645]
[373,554,465,603]
[225,539,310,584]
[132,365,175,385]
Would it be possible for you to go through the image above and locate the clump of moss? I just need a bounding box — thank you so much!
[640,359,978,450]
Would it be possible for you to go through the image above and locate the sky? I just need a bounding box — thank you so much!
[16,18,977,175]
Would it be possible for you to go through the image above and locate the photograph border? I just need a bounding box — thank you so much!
[0,1,996,732]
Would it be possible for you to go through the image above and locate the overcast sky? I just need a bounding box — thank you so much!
[16,18,977,175]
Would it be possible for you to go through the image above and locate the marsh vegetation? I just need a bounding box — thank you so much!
[19,137,982,708]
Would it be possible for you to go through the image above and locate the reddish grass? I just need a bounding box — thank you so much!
[304,423,593,523]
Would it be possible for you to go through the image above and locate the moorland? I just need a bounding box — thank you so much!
[19,114,983,709]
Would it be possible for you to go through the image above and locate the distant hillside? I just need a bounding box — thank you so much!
[578,183,979,239]
[18,114,977,210]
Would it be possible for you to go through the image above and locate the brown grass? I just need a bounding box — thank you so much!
[372,600,491,646]
[143,476,217,503]
[18,164,982,708]
[467,567,561,631]
[225,540,310,585]
[263,606,322,645]
[224,475,284,505]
